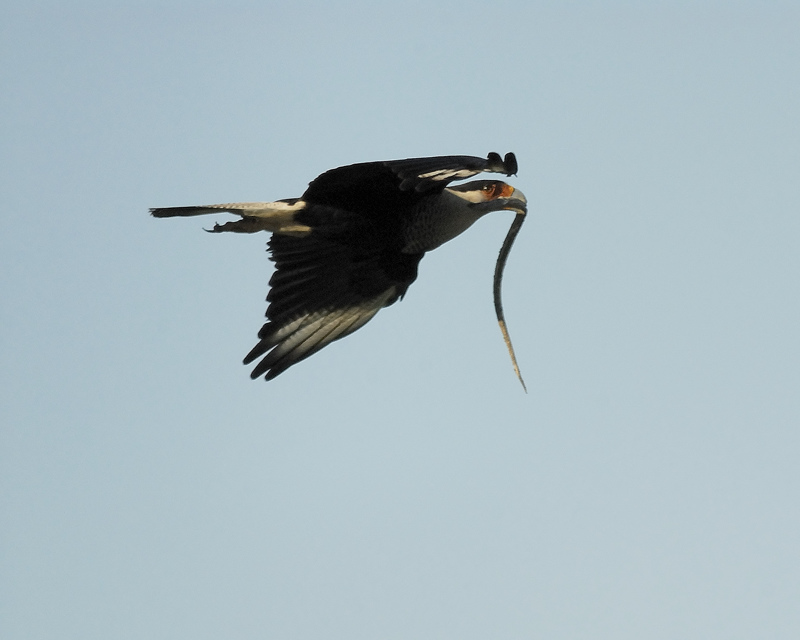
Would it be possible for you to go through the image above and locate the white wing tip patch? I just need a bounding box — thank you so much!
[416,169,475,181]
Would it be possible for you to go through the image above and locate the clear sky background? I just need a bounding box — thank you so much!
[2,2,799,639]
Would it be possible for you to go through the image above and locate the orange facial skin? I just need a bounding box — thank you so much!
[482,182,516,200]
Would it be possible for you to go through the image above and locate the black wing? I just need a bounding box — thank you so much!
[301,152,518,215]
[244,216,423,380]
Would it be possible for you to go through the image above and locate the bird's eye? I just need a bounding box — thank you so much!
[483,184,497,198]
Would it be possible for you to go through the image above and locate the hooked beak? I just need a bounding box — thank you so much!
[505,187,527,214]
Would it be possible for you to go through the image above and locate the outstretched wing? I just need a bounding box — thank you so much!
[301,152,518,215]
[244,224,424,380]
[387,151,518,191]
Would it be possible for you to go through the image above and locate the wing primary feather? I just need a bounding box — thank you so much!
[247,290,394,380]
[261,310,363,379]
[251,311,344,379]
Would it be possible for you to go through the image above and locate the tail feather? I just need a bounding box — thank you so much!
[150,199,312,236]
[150,206,227,218]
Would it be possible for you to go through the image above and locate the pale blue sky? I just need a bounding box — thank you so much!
[2,2,799,639]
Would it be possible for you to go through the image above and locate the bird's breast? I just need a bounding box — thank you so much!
[400,196,484,254]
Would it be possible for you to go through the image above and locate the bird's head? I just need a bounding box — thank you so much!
[447,180,528,216]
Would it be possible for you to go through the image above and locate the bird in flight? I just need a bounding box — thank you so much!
[152,152,528,388]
